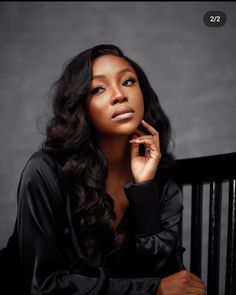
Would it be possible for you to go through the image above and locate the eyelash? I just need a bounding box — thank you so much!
[90,77,137,95]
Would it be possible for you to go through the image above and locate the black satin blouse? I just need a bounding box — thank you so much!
[0,150,185,295]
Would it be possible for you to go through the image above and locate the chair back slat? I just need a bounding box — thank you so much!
[190,183,203,277]
[207,181,222,295]
[178,184,183,247]
[225,179,236,295]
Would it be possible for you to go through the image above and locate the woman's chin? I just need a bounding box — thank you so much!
[95,119,142,137]
[112,123,140,136]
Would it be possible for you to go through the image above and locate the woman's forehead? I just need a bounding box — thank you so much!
[92,55,135,77]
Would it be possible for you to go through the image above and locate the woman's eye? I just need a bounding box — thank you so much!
[123,78,136,87]
[90,86,104,95]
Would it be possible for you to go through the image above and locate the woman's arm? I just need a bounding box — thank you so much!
[124,177,184,275]
[124,177,206,295]
[16,151,160,295]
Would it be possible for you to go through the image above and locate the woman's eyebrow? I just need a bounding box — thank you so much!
[92,68,135,80]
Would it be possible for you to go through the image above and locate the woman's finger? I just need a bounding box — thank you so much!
[140,120,158,136]
[187,286,205,294]
[133,129,146,137]
[190,272,205,284]
[131,135,153,141]
[189,278,205,289]
[130,138,160,156]
[130,135,160,148]
[129,137,154,145]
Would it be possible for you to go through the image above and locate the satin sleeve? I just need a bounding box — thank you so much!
[16,153,160,295]
[124,178,184,274]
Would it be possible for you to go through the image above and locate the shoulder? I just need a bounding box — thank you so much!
[21,149,62,179]
[16,149,67,209]
[24,149,59,169]
[18,149,65,196]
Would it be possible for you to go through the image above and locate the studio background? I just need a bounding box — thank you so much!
[0,1,235,291]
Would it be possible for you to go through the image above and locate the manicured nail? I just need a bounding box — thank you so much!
[129,139,139,143]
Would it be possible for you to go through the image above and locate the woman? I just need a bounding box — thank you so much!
[1,44,205,294]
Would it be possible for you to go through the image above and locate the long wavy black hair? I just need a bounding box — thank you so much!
[42,44,175,250]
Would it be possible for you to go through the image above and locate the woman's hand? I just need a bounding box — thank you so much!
[129,120,161,183]
[156,270,206,295]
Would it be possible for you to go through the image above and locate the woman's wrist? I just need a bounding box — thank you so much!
[134,176,156,184]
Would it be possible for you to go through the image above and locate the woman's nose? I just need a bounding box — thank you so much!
[110,86,128,105]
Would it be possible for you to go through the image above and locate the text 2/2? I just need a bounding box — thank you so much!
[203,11,227,27]
[210,15,221,23]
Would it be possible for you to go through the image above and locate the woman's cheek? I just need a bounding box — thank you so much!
[89,107,111,132]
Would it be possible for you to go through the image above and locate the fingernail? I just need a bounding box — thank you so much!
[129,139,139,143]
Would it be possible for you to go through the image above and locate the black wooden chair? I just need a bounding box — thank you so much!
[171,152,236,295]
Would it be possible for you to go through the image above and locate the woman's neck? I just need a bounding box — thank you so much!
[97,134,133,182]
[98,136,130,174]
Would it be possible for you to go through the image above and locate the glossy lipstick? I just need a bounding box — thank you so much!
[111,112,134,121]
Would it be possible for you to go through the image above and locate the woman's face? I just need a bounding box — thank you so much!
[86,54,144,137]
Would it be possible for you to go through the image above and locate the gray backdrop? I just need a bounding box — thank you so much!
[0,1,235,291]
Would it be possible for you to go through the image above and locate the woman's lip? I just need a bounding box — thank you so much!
[112,107,134,118]
[111,112,134,121]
